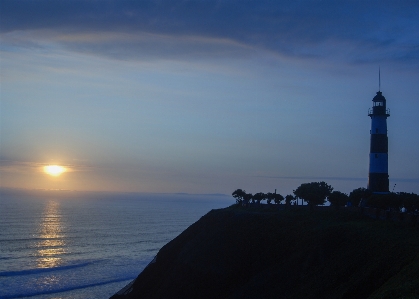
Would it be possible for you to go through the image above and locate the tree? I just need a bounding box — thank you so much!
[274,193,284,204]
[253,192,266,204]
[232,189,246,204]
[328,191,349,208]
[368,192,400,210]
[266,192,274,204]
[285,194,294,206]
[349,187,372,207]
[365,192,419,212]
[399,192,419,212]
[293,182,333,208]
[244,192,253,205]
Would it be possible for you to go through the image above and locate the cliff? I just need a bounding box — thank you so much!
[111,205,419,299]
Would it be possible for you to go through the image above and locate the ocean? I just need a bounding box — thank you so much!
[0,190,232,299]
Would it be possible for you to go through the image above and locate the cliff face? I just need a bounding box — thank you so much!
[111,206,419,299]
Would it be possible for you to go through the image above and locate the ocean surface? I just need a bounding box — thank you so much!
[0,190,232,299]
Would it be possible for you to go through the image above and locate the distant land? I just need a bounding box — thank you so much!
[111,205,419,299]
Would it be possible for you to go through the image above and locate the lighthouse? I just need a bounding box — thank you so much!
[368,84,390,193]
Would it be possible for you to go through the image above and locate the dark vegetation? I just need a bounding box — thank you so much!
[232,181,419,213]
[112,205,419,299]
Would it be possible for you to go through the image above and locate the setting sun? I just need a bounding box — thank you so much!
[44,165,66,176]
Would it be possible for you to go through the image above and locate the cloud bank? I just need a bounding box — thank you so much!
[2,0,418,65]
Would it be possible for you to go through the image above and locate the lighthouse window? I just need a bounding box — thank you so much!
[374,102,383,106]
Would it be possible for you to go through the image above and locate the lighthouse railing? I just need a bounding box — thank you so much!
[368,108,390,116]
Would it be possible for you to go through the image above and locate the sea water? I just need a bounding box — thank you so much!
[0,190,232,299]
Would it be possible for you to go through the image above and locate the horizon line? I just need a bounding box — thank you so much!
[256,176,419,183]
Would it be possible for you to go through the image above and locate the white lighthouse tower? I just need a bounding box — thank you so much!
[368,75,390,193]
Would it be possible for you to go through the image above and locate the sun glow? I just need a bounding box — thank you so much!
[44,165,66,176]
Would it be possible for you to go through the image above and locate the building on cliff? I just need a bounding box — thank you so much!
[368,73,390,193]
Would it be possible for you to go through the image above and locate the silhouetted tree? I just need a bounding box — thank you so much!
[244,192,253,205]
[293,182,333,208]
[274,193,284,204]
[368,192,400,210]
[399,192,419,212]
[328,191,349,209]
[262,193,268,203]
[232,189,246,204]
[253,192,266,204]
[363,192,419,212]
[285,194,294,206]
[266,192,274,204]
[349,187,372,207]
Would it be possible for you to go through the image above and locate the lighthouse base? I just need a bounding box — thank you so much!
[368,173,389,193]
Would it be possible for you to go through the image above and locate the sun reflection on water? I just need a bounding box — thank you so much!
[36,200,67,268]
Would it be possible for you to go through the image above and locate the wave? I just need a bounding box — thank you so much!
[0,261,96,277]
[0,276,137,299]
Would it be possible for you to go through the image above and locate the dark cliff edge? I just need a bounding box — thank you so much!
[111,206,419,299]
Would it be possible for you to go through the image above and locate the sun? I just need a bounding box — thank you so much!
[44,165,66,176]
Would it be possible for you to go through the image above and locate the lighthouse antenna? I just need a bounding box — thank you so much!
[379,67,381,91]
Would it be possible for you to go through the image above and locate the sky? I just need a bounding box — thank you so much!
[1,0,419,196]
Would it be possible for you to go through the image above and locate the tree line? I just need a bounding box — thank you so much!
[232,181,419,212]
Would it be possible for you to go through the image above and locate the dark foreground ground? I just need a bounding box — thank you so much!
[111,205,419,299]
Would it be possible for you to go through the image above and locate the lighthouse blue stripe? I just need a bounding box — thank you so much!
[370,116,387,134]
[369,153,388,173]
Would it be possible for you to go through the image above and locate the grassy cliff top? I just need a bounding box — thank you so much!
[112,205,419,299]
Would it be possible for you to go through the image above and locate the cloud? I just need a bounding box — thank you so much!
[1,0,418,66]
[0,159,91,174]
[57,31,258,61]
[0,160,43,173]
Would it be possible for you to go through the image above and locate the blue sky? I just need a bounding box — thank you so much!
[1,0,419,195]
